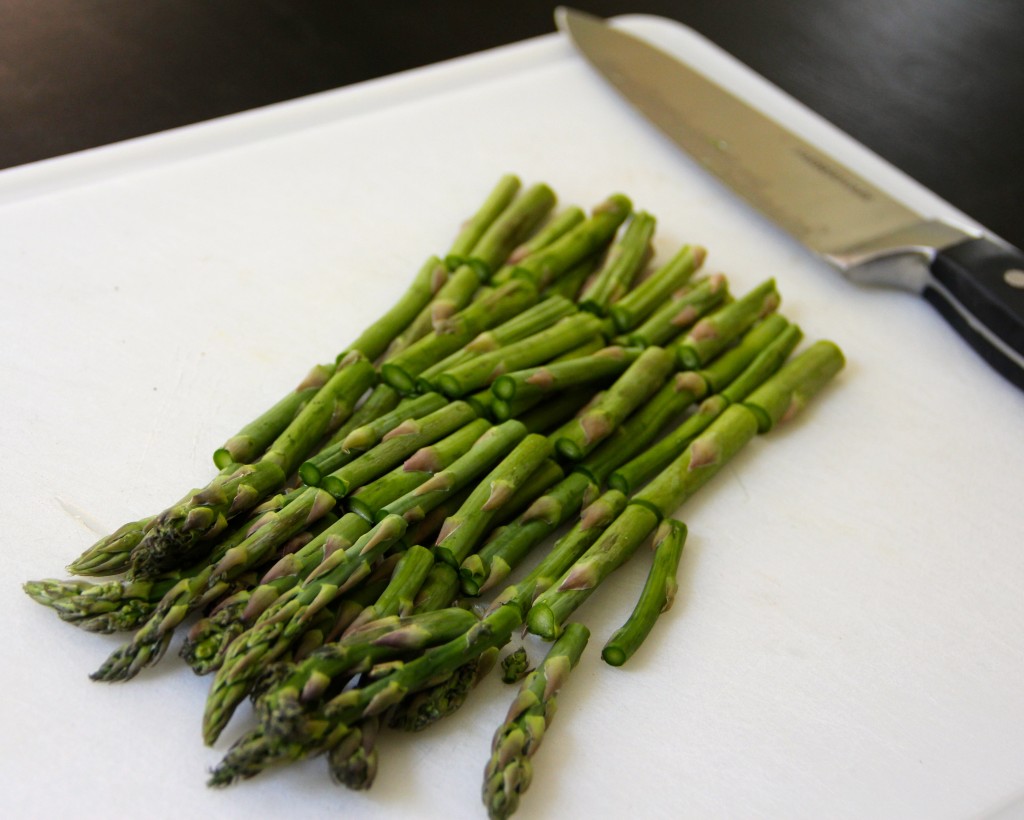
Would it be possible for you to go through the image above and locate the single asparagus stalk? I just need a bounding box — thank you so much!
[485,489,628,614]
[378,419,523,525]
[347,418,491,522]
[489,459,564,527]
[579,371,707,485]
[491,345,644,403]
[552,346,675,461]
[433,312,606,398]
[607,316,801,494]
[415,296,577,390]
[327,715,380,790]
[511,194,632,290]
[386,646,500,732]
[446,174,523,263]
[608,244,706,332]
[130,353,376,579]
[65,516,156,577]
[433,432,554,568]
[482,622,590,820]
[343,255,450,363]
[539,254,600,301]
[91,489,342,681]
[467,183,557,275]
[387,263,483,357]
[311,383,403,456]
[500,647,531,683]
[741,340,846,432]
[202,514,409,744]
[672,278,780,369]
[578,210,657,315]
[23,575,176,633]
[209,602,524,785]
[490,207,586,285]
[623,274,729,348]
[321,401,478,498]
[213,385,320,469]
[601,518,686,667]
[341,545,436,635]
[381,278,540,393]
[526,504,660,641]
[411,563,461,614]
[299,392,449,486]
[513,390,596,434]
[458,472,597,597]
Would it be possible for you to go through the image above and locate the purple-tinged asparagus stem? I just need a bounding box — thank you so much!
[601,518,686,667]
[482,622,590,820]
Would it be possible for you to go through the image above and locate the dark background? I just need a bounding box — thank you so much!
[2,0,1022,248]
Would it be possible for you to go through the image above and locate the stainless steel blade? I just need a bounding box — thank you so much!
[555,8,970,273]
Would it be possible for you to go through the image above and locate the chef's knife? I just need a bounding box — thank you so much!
[556,7,1024,390]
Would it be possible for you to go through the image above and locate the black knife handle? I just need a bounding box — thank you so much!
[924,236,1024,390]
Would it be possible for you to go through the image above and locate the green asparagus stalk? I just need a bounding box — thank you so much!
[539,255,600,301]
[513,390,596,434]
[552,346,675,461]
[24,575,176,633]
[467,183,557,275]
[695,313,792,393]
[343,255,451,363]
[490,207,586,285]
[489,459,564,527]
[741,340,846,432]
[129,353,376,579]
[202,515,409,743]
[578,371,707,485]
[321,401,478,498]
[511,194,633,290]
[601,518,686,667]
[415,296,578,391]
[458,472,597,596]
[526,504,660,641]
[672,278,780,369]
[327,715,380,790]
[65,516,156,577]
[578,210,657,314]
[491,345,643,403]
[341,545,436,635]
[387,262,483,356]
[312,383,402,455]
[446,174,522,262]
[608,244,706,332]
[433,312,606,398]
[433,432,554,568]
[482,622,590,820]
[299,391,449,486]
[623,274,729,348]
[411,563,461,614]
[381,278,540,393]
[213,385,320,469]
[378,420,523,525]
[347,418,491,523]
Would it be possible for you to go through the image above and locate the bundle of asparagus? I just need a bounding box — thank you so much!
[24,175,845,819]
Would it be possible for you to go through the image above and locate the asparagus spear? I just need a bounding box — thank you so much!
[65,516,155,577]
[601,518,686,667]
[467,183,557,275]
[202,515,409,743]
[607,244,706,332]
[298,391,449,486]
[23,575,175,633]
[433,312,606,398]
[539,254,600,301]
[671,278,780,369]
[321,401,479,498]
[741,340,846,432]
[578,210,656,315]
[339,545,435,635]
[623,274,729,348]
[380,420,524,525]
[129,353,376,579]
[511,194,633,290]
[552,346,675,461]
[347,418,491,522]
[490,207,586,285]
[490,345,643,404]
[500,647,531,683]
[213,385,320,469]
[446,174,522,262]
[482,622,590,820]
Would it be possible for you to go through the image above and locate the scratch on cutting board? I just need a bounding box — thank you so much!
[55,496,109,537]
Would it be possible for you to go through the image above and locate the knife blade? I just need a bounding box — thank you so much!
[556,7,1024,390]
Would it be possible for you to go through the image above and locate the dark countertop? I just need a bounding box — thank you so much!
[2,0,1022,247]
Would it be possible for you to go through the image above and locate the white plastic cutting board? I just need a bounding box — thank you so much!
[2,15,1022,820]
